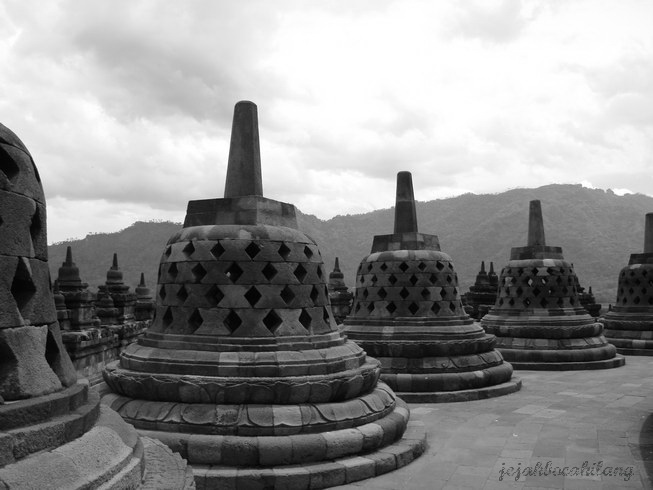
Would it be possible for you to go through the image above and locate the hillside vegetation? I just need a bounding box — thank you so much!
[48,184,653,304]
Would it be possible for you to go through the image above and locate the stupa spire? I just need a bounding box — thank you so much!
[644,213,653,253]
[393,171,418,234]
[224,100,263,198]
[65,245,73,265]
[527,200,546,247]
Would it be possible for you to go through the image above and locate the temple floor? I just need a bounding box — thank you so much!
[334,355,653,489]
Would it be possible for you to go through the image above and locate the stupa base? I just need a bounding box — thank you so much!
[395,378,522,403]
[507,355,625,370]
[189,420,426,489]
[606,337,653,356]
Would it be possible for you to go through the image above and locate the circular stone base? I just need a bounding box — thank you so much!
[508,355,625,371]
[395,378,522,403]
[190,420,426,489]
[615,347,653,356]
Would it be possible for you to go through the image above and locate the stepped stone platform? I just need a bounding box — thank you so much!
[102,101,424,488]
[481,200,624,370]
[344,172,520,403]
[603,213,653,356]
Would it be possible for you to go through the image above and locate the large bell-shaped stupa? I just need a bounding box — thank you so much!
[602,213,653,355]
[0,122,193,489]
[343,171,520,402]
[481,200,625,370]
[102,102,425,488]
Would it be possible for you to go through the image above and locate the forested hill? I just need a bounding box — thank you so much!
[48,184,653,304]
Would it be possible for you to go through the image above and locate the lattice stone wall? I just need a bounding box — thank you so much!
[614,265,653,307]
[151,233,337,337]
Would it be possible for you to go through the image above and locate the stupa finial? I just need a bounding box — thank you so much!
[224,100,263,198]
[334,257,341,272]
[393,171,418,234]
[527,200,546,247]
[65,245,73,265]
[480,260,486,273]
[111,252,119,269]
[489,262,495,274]
[644,213,653,253]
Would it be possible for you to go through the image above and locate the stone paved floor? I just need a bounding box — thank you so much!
[336,356,653,489]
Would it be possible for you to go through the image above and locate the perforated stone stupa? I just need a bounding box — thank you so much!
[102,101,425,488]
[328,257,354,323]
[602,213,653,355]
[481,200,624,370]
[463,261,499,320]
[0,122,193,489]
[343,171,520,402]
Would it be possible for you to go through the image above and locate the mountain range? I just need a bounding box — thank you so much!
[48,184,653,305]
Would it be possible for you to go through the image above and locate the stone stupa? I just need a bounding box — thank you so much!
[102,101,425,489]
[343,171,521,402]
[0,122,193,489]
[481,200,625,370]
[602,213,653,355]
[463,261,499,320]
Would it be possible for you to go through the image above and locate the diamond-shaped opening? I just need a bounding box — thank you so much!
[643,288,648,295]
[176,285,189,304]
[191,263,207,283]
[226,262,243,283]
[224,310,242,333]
[532,287,541,296]
[263,310,283,332]
[323,307,331,324]
[630,270,636,277]
[634,296,641,304]
[436,261,445,271]
[188,309,203,330]
[431,302,441,314]
[448,263,454,270]
[635,278,642,286]
[569,297,575,306]
[508,298,515,306]
[367,263,373,272]
[360,276,365,284]
[510,277,517,284]
[386,302,397,314]
[378,287,387,299]
[399,262,409,272]
[363,288,369,299]
[540,297,548,308]
[380,263,388,271]
[556,277,563,285]
[524,298,531,307]
[205,285,224,306]
[280,285,296,305]
[446,274,453,284]
[30,206,43,249]
[498,298,504,306]
[262,263,278,281]
[628,288,635,295]
[561,286,569,295]
[159,285,167,301]
[421,288,430,300]
[294,263,308,283]
[11,258,36,313]
[449,302,456,312]
[0,146,20,181]
[244,286,262,306]
[388,274,398,285]
[367,302,375,313]
[168,262,179,280]
[245,242,261,259]
[211,242,225,259]
[399,287,410,299]
[417,262,427,271]
[644,269,649,277]
[440,288,447,299]
[409,275,418,286]
[164,246,172,258]
[317,265,323,279]
[182,241,195,258]
[303,245,313,259]
[408,302,419,315]
[622,297,628,304]
[299,309,312,329]
[278,243,292,260]
[371,274,378,284]
[429,273,438,284]
[516,287,523,297]
[162,307,173,327]
[310,285,320,304]
[355,302,361,312]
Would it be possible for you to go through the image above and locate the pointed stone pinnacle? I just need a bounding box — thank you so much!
[489,262,495,274]
[65,246,73,265]
[139,272,146,287]
[111,253,119,269]
[527,200,546,247]
[644,213,653,254]
[393,171,418,234]
[480,261,486,273]
[334,257,341,272]
[224,101,263,198]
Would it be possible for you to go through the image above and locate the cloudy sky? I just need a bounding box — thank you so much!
[1,0,652,244]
